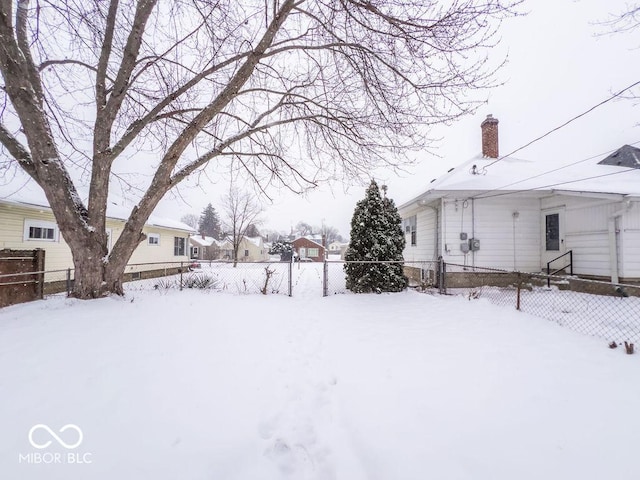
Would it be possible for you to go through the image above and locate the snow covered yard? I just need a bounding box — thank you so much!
[1,275,639,479]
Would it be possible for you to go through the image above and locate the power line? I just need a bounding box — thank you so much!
[473,166,639,201]
[470,140,640,199]
[482,78,640,171]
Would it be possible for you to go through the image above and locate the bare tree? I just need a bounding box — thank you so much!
[600,3,640,34]
[222,188,263,267]
[598,3,640,101]
[295,221,314,236]
[318,224,342,244]
[180,214,199,231]
[0,0,520,298]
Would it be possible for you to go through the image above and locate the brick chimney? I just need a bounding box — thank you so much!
[480,114,499,158]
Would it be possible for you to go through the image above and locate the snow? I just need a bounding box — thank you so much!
[1,264,639,479]
[244,236,264,247]
[0,176,194,233]
[189,235,221,247]
[400,153,640,207]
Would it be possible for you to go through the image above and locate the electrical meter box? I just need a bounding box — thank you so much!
[460,242,470,253]
[459,232,468,240]
[469,238,480,251]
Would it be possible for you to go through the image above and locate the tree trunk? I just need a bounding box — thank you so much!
[69,241,108,299]
[67,224,143,298]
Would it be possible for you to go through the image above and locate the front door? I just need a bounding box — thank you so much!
[541,207,566,270]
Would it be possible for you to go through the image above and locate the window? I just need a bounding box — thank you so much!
[244,249,249,257]
[308,248,319,257]
[174,237,186,256]
[24,219,58,242]
[191,246,199,258]
[545,214,560,251]
[148,233,160,246]
[403,216,417,246]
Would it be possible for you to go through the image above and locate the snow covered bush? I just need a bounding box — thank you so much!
[344,181,408,293]
[269,241,293,261]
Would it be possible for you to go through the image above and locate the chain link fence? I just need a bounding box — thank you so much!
[0,260,294,305]
[4,256,639,348]
[324,260,438,295]
[442,262,640,345]
[124,260,292,295]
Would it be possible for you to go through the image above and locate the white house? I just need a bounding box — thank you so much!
[189,235,231,260]
[399,115,640,284]
[237,236,270,262]
[0,180,195,281]
[328,241,349,259]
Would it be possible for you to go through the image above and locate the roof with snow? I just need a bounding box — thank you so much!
[400,147,640,208]
[292,236,324,248]
[0,177,195,233]
[244,236,263,247]
[597,144,640,169]
[189,235,226,247]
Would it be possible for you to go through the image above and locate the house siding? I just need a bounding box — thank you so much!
[621,202,640,279]
[542,196,624,278]
[0,203,191,280]
[237,237,269,262]
[0,203,75,274]
[402,205,436,264]
[441,197,541,272]
[402,193,640,279]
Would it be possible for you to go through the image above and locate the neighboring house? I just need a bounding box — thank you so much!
[0,181,194,281]
[328,241,349,259]
[398,115,640,284]
[235,236,269,262]
[189,234,268,262]
[189,235,229,260]
[292,236,326,262]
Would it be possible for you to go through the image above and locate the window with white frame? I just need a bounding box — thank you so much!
[174,237,186,256]
[148,233,160,246]
[24,219,58,242]
[403,216,417,246]
[308,247,319,257]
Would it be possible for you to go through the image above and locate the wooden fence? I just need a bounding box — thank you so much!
[0,249,45,308]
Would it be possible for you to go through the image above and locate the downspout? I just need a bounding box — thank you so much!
[416,198,440,276]
[608,200,632,284]
[471,198,476,268]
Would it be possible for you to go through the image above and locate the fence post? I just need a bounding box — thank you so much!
[66,268,72,296]
[516,273,521,311]
[438,258,447,295]
[180,261,183,291]
[323,260,328,297]
[288,255,293,297]
[34,248,45,300]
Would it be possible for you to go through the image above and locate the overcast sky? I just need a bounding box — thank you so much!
[154,0,640,238]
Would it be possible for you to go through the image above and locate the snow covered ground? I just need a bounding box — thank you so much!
[1,264,639,480]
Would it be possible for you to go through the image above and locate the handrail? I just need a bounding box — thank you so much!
[547,250,573,287]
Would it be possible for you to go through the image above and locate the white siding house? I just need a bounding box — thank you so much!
[399,116,640,284]
[0,183,194,279]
